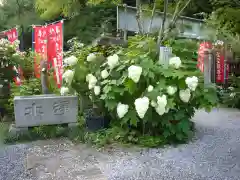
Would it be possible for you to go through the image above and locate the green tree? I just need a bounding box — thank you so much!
[35,0,121,20]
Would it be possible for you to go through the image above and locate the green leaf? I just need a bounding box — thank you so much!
[160,68,174,77]
[178,120,190,134]
[122,109,139,127]
[147,89,159,100]
[167,98,176,109]
[163,130,171,138]
[103,85,112,94]
[105,99,118,111]
[124,79,137,94]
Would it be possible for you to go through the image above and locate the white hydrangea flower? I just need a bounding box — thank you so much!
[88,75,97,89]
[151,101,157,107]
[134,97,149,119]
[87,53,97,62]
[167,86,177,95]
[94,86,101,95]
[14,40,20,45]
[60,87,69,96]
[157,94,167,107]
[64,55,78,66]
[107,54,119,69]
[86,74,92,82]
[101,70,109,79]
[230,93,236,97]
[154,94,168,116]
[117,103,129,119]
[128,65,142,83]
[155,105,166,116]
[185,76,198,91]
[169,57,181,69]
[62,70,74,84]
[147,85,153,92]
[0,84,3,88]
[179,89,191,103]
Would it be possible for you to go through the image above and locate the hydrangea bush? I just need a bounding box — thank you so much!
[62,36,218,144]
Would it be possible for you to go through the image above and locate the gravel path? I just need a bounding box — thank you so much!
[0,108,240,180]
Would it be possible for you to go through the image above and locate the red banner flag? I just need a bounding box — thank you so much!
[197,42,212,72]
[33,26,48,78]
[4,28,18,43]
[47,21,63,88]
[4,28,22,86]
[215,48,225,83]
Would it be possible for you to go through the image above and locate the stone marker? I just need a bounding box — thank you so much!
[159,46,172,68]
[11,95,78,133]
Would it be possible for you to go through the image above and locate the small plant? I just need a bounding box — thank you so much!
[220,75,240,109]
[5,78,42,117]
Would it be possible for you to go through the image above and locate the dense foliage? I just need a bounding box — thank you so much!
[61,36,218,146]
[218,75,240,109]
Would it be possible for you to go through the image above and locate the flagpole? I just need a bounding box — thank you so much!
[46,19,65,26]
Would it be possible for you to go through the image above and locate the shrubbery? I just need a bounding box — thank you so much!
[61,36,218,146]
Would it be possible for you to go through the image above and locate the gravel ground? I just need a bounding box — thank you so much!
[0,144,35,180]
[0,108,240,180]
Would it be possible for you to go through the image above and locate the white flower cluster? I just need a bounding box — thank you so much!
[169,57,181,69]
[147,85,153,92]
[101,70,109,79]
[215,40,224,46]
[62,69,74,84]
[179,89,191,103]
[117,103,129,118]
[94,86,101,95]
[167,86,177,95]
[87,53,97,62]
[128,65,142,83]
[86,74,97,89]
[178,76,198,103]
[185,76,198,91]
[134,97,149,119]
[64,55,78,66]
[60,87,69,96]
[155,95,168,115]
[0,39,9,46]
[107,54,119,69]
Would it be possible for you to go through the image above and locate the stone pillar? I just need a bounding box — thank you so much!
[203,49,213,86]
[40,60,49,94]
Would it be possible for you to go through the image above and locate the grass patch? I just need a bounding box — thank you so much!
[0,122,10,147]
[3,124,85,144]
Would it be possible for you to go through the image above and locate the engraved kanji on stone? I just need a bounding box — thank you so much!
[25,103,43,116]
[53,101,69,115]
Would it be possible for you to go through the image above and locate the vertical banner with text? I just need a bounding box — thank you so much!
[197,42,212,72]
[4,27,22,85]
[47,21,63,88]
[215,47,225,83]
[33,26,47,78]
[4,28,18,43]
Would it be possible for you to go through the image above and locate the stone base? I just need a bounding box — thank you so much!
[9,124,28,136]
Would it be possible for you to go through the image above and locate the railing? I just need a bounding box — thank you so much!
[117,5,214,40]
